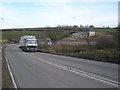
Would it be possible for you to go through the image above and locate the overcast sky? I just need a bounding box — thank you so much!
[0,0,119,29]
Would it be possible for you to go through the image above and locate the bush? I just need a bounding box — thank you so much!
[38,42,119,64]
[79,51,119,64]
[96,35,118,49]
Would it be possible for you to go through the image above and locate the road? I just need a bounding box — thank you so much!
[5,44,119,88]
[0,45,2,89]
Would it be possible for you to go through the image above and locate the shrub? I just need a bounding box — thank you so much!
[79,51,119,64]
[96,35,118,49]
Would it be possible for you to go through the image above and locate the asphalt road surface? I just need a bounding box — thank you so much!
[5,44,119,88]
[0,45,2,89]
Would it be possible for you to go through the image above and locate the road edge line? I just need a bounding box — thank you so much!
[5,55,18,89]
[27,53,119,87]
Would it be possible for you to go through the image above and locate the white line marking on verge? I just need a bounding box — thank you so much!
[23,52,119,87]
[5,55,18,89]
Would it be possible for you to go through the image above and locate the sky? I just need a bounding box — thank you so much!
[0,0,119,29]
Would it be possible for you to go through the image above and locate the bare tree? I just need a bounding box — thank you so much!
[84,34,95,45]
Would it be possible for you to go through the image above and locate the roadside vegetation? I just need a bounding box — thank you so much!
[2,27,119,64]
[38,44,119,64]
[38,28,119,64]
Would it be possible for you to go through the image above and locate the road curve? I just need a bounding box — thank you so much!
[5,44,118,88]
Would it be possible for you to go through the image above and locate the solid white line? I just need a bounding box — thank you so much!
[5,55,18,89]
[38,59,119,87]
[25,53,119,87]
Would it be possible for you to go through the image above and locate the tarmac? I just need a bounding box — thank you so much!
[0,45,2,89]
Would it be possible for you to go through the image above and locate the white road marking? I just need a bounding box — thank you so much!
[22,52,119,87]
[5,55,18,89]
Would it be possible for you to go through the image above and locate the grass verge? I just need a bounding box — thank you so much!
[38,44,119,64]
[2,45,14,88]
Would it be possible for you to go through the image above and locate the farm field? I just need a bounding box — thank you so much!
[2,31,44,41]
[1,27,119,63]
[1,28,117,41]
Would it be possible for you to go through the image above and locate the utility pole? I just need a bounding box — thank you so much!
[0,18,4,44]
[118,1,120,51]
[44,29,45,39]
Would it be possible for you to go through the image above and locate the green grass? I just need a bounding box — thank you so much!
[95,28,117,32]
[38,44,119,64]
[2,29,70,41]
[78,51,119,63]
[1,28,117,40]
[2,31,45,41]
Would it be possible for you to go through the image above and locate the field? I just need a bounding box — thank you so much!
[2,31,44,41]
[1,28,117,40]
[1,28,70,42]
[95,28,117,32]
[1,28,119,64]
